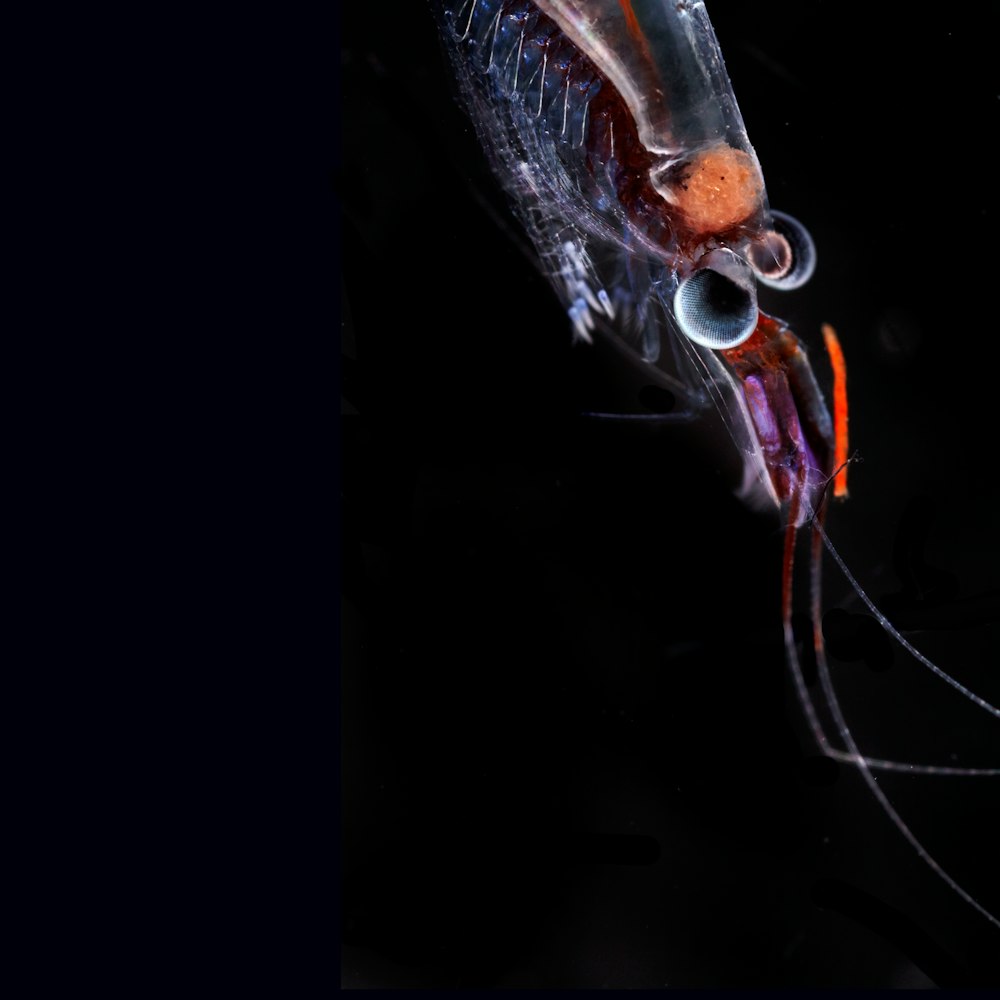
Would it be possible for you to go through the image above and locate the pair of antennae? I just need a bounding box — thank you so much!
[782,482,999,929]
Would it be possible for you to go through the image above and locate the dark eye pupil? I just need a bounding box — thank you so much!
[674,268,757,349]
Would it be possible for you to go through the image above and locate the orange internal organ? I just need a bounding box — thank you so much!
[673,144,763,234]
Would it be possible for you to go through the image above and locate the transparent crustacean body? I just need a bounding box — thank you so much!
[340,2,999,986]
[437,0,828,521]
[432,0,999,936]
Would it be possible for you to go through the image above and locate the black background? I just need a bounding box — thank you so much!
[340,2,1000,987]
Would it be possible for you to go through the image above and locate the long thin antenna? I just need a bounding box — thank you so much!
[816,520,999,719]
[784,509,998,776]
[807,524,1000,930]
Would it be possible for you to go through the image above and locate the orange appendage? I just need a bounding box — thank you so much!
[821,322,849,498]
[618,0,642,41]
[672,143,763,234]
[617,2,658,89]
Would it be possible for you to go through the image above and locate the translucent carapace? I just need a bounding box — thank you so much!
[437,0,827,517]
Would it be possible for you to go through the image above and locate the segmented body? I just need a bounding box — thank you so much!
[430,0,1000,957]
[454,3,644,225]
[338,7,998,985]
[440,0,743,362]
[437,0,836,522]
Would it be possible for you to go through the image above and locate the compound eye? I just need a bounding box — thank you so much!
[674,248,758,349]
[748,210,816,290]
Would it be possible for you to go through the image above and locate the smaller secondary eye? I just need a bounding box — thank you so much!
[674,248,758,350]
[749,210,816,290]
